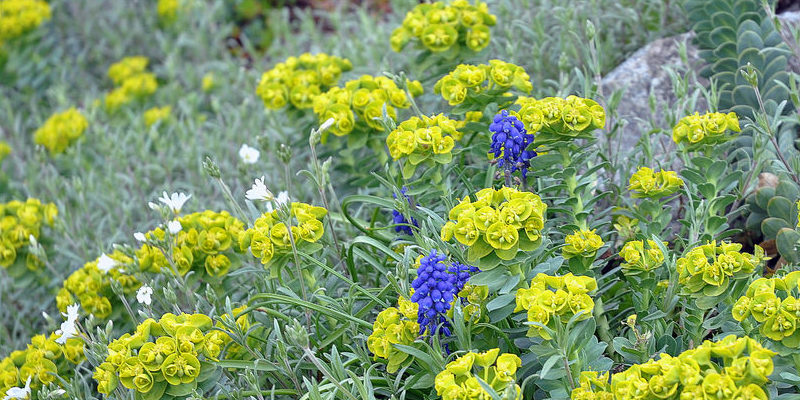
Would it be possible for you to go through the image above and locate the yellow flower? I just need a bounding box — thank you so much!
[32,108,89,154]
[562,229,604,259]
[0,140,11,163]
[143,106,172,127]
[202,73,215,92]
[628,167,684,198]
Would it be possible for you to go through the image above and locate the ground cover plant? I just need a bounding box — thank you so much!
[3,0,800,399]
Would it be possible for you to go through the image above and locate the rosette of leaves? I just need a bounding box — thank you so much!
[571,335,776,399]
[391,1,495,54]
[513,273,597,339]
[434,61,532,114]
[311,75,423,150]
[93,313,226,399]
[255,53,352,111]
[0,198,57,283]
[434,349,522,400]
[56,251,140,320]
[366,295,420,373]
[239,202,326,272]
[135,210,247,280]
[440,187,546,269]
[0,333,84,399]
[675,241,765,309]
[745,174,800,263]
[387,114,463,179]
[732,272,800,350]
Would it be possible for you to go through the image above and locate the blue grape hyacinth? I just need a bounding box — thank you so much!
[391,187,418,236]
[489,110,537,179]
[410,250,478,336]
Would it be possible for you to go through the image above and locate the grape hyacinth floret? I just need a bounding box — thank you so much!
[490,110,536,180]
[392,187,418,236]
[410,250,477,336]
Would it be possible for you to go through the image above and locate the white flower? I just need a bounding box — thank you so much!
[239,144,260,164]
[319,117,335,132]
[275,191,290,207]
[55,304,80,345]
[96,253,118,273]
[158,191,191,214]
[136,285,153,306]
[2,376,31,400]
[28,234,37,247]
[134,232,147,242]
[167,220,182,235]
[245,176,274,202]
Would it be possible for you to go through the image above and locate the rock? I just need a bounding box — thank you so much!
[601,11,800,162]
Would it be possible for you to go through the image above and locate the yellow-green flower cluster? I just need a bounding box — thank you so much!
[313,75,423,138]
[387,114,462,173]
[441,187,546,266]
[628,167,684,199]
[157,0,179,21]
[367,295,420,373]
[434,349,522,400]
[619,240,665,277]
[0,333,83,398]
[0,140,10,163]
[562,229,604,260]
[570,335,775,400]
[676,241,764,300]
[455,284,489,323]
[672,111,740,147]
[56,251,139,320]
[514,273,597,339]
[143,105,171,127]
[240,202,326,266]
[732,272,800,348]
[0,0,50,43]
[104,56,158,111]
[434,61,532,106]
[390,0,496,53]
[515,96,605,143]
[256,53,352,110]
[136,210,246,278]
[0,198,56,272]
[32,108,89,155]
[93,313,228,397]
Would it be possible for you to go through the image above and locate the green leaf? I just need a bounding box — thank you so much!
[762,217,791,239]
[767,195,794,222]
[539,354,562,380]
[165,381,197,397]
[467,238,494,262]
[776,228,800,263]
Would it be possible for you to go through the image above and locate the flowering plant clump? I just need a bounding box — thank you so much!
[619,240,666,277]
[434,61,532,106]
[240,202,326,266]
[732,272,800,348]
[514,273,597,339]
[256,53,353,110]
[92,313,227,397]
[32,108,89,155]
[672,111,740,148]
[143,105,171,127]
[312,75,423,142]
[56,251,139,320]
[628,167,684,198]
[0,0,51,43]
[391,187,418,236]
[676,241,765,305]
[136,210,246,279]
[390,1,496,53]
[571,335,776,400]
[0,198,57,276]
[514,95,605,143]
[387,114,462,177]
[410,250,477,336]
[157,0,180,22]
[441,187,546,268]
[104,56,158,111]
[434,349,522,400]
[489,110,536,181]
[367,295,420,373]
[0,333,84,398]
[562,229,603,260]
